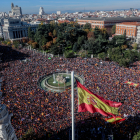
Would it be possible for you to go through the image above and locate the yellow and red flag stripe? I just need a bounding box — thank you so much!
[125,81,139,87]
[77,81,122,118]
[105,116,125,124]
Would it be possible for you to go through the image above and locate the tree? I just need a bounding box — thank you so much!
[32,42,38,49]
[98,52,106,60]
[111,25,116,34]
[30,31,35,41]
[87,32,95,40]
[41,45,46,50]
[49,32,53,38]
[93,26,101,39]
[100,28,109,40]
[28,40,34,45]
[123,29,126,38]
[83,23,91,30]
[20,127,36,140]
[40,21,44,25]
[64,50,75,58]
[28,27,32,39]
[121,44,127,49]
[132,130,140,140]
[56,32,64,44]
[73,42,78,52]
[7,41,11,46]
[77,35,85,47]
[64,27,78,47]
[78,49,88,58]
[50,45,59,55]
[118,58,129,67]
[138,51,140,61]
[53,37,57,44]
[50,21,55,26]
[124,49,131,59]
[132,43,138,50]
[22,37,28,43]
[84,29,90,34]
[46,41,52,49]
[93,34,108,54]
[0,37,4,41]
[53,29,57,37]
[13,40,20,48]
[115,35,127,48]
[42,36,47,46]
[39,40,42,49]
[86,38,95,54]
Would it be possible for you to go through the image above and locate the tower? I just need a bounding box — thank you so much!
[11,3,14,10]
[39,7,45,15]
[0,104,18,140]
[11,3,22,16]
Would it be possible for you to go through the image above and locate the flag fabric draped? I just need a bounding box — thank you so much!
[105,116,125,124]
[77,81,122,118]
[125,81,139,87]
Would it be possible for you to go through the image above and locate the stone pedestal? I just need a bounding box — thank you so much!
[0,104,17,140]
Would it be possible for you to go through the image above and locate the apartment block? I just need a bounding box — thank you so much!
[116,22,140,40]
[3,18,38,41]
[136,26,140,44]
[78,17,140,35]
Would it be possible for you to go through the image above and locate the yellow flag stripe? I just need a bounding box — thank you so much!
[78,87,119,115]
[106,117,122,123]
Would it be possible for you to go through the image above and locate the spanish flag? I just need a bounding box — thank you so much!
[105,116,125,124]
[125,81,139,87]
[77,81,122,118]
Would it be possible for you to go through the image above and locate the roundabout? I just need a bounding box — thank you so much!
[37,72,84,92]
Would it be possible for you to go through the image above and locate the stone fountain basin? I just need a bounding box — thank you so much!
[37,72,84,92]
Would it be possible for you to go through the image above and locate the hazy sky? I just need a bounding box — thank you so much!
[0,0,140,14]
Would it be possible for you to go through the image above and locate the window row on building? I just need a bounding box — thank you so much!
[1,18,38,41]
[115,22,140,38]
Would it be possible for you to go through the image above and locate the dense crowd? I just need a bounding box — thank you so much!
[1,46,140,139]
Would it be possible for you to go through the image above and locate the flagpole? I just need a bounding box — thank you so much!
[71,71,75,140]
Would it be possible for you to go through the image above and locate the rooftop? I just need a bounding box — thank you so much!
[117,22,140,26]
[79,17,140,21]
[58,20,70,23]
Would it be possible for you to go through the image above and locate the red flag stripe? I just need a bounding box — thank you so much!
[76,81,122,108]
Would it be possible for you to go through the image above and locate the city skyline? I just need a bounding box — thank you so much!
[0,0,140,14]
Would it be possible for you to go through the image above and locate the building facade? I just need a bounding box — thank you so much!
[115,22,140,40]
[0,104,17,140]
[0,19,4,38]
[2,18,38,41]
[11,3,22,16]
[136,26,140,44]
[0,25,3,38]
[78,17,140,35]
[57,11,61,15]
[39,7,45,15]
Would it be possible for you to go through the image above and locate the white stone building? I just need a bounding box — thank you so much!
[57,11,61,15]
[136,26,140,45]
[39,7,45,15]
[0,13,8,18]
[0,104,17,140]
[10,3,22,17]
[2,18,38,41]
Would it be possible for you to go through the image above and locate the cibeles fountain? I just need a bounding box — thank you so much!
[38,70,84,92]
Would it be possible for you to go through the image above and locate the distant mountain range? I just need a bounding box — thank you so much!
[27,8,140,15]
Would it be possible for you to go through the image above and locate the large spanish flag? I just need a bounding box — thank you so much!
[105,116,125,124]
[125,81,139,87]
[77,81,122,117]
